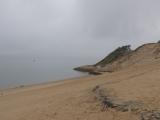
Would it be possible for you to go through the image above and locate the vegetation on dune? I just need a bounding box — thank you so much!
[95,45,132,67]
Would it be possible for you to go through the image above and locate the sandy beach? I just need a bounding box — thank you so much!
[1,59,160,120]
[2,0,160,119]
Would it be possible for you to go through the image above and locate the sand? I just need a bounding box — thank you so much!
[0,60,160,120]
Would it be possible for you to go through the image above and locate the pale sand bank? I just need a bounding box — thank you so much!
[0,61,160,120]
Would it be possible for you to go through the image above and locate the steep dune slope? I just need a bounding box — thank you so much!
[75,42,160,73]
[92,60,160,120]
[100,43,160,71]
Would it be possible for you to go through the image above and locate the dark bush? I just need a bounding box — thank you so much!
[95,45,132,66]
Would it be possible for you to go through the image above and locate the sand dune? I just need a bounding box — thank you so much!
[1,43,160,120]
[0,60,160,120]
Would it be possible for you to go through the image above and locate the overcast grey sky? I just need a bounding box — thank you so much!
[0,0,160,59]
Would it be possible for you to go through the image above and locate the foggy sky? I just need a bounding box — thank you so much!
[0,0,160,59]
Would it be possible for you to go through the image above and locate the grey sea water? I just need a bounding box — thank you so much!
[0,54,95,89]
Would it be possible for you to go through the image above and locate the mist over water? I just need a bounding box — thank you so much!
[0,54,97,89]
[1,0,160,89]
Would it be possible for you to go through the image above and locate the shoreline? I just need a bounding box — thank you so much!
[0,74,91,94]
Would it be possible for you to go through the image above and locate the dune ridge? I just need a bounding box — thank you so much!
[74,42,160,73]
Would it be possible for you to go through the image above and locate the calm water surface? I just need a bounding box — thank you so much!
[0,54,95,89]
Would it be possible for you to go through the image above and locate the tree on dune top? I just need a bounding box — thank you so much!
[95,45,132,67]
